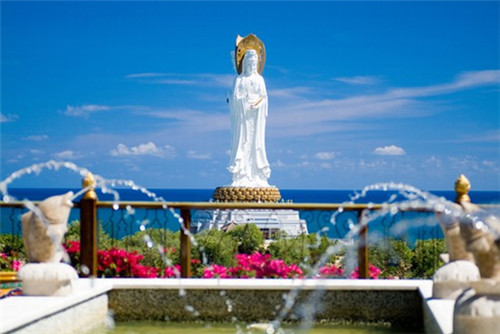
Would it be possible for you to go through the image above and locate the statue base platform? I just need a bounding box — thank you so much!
[432,260,480,299]
[454,279,500,334]
[212,186,281,202]
[18,262,78,296]
[192,208,307,238]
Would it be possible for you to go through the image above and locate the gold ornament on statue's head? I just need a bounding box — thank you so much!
[235,33,266,75]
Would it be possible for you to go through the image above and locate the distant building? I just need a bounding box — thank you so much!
[191,209,308,239]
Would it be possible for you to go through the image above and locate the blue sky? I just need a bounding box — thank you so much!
[1,1,499,191]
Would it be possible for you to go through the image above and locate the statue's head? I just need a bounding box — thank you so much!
[235,34,266,75]
[242,50,259,75]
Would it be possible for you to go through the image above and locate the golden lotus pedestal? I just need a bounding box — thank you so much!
[212,186,281,203]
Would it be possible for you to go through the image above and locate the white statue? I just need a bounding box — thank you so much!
[228,34,271,187]
[21,191,74,263]
[18,191,78,296]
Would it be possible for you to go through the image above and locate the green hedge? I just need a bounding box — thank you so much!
[1,221,446,278]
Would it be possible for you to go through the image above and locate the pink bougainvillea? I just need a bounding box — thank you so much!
[63,240,382,280]
[318,264,344,278]
[163,264,181,278]
[202,264,232,278]
[349,264,382,279]
[202,253,304,279]
[0,252,23,272]
[65,241,158,278]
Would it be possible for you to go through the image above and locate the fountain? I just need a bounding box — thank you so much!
[1,33,499,334]
[1,157,499,333]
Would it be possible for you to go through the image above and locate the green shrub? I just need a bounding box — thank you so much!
[0,234,25,259]
[227,223,264,254]
[412,239,446,278]
[368,239,414,278]
[121,229,180,268]
[194,229,237,267]
[65,220,116,250]
[267,233,310,266]
[306,233,340,265]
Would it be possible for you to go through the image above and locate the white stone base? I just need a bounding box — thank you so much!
[454,281,500,334]
[432,260,480,299]
[18,262,78,296]
[192,209,308,237]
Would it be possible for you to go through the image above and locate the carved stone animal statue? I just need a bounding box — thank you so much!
[21,191,74,263]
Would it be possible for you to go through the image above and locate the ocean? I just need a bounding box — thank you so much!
[3,188,500,204]
[2,188,499,240]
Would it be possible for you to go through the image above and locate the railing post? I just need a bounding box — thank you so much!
[80,173,98,277]
[180,208,192,278]
[357,210,369,279]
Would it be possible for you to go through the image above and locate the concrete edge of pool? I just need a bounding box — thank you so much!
[0,279,453,334]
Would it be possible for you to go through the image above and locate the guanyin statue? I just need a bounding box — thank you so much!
[213,34,280,202]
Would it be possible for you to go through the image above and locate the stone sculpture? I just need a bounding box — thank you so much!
[21,191,74,263]
[213,34,280,203]
[18,191,78,296]
[433,175,480,299]
[434,174,500,333]
[228,37,270,188]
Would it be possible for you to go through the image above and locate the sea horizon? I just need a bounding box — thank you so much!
[3,187,500,204]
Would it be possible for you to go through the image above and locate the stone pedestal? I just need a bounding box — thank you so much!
[432,260,480,299]
[454,280,500,334]
[18,262,78,296]
[192,208,308,237]
[213,186,281,203]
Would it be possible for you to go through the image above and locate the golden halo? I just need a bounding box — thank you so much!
[235,34,266,75]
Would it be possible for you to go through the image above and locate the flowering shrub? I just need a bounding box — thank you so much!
[0,252,23,272]
[65,241,161,278]
[349,264,382,279]
[202,264,231,278]
[202,252,303,279]
[163,264,181,278]
[318,264,344,278]
[63,240,381,280]
[97,248,158,278]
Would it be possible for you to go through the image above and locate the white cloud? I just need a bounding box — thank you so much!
[335,76,381,85]
[64,104,111,117]
[53,150,81,160]
[24,135,49,141]
[125,72,167,79]
[139,109,229,132]
[385,70,500,99]
[187,150,211,160]
[30,149,45,155]
[373,145,406,156]
[315,152,336,160]
[268,87,313,98]
[272,160,287,168]
[126,73,233,88]
[110,142,173,157]
[268,69,500,137]
[0,113,18,123]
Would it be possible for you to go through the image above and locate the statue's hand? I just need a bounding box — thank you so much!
[251,97,263,108]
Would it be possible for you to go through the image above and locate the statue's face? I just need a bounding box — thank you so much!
[243,50,258,74]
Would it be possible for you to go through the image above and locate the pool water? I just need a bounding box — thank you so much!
[99,321,406,333]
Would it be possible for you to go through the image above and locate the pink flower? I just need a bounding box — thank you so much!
[164,265,181,278]
[319,264,344,278]
[349,264,382,279]
[202,264,231,278]
[12,260,22,271]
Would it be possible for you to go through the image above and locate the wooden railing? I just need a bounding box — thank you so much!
[78,200,387,279]
[3,173,495,279]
